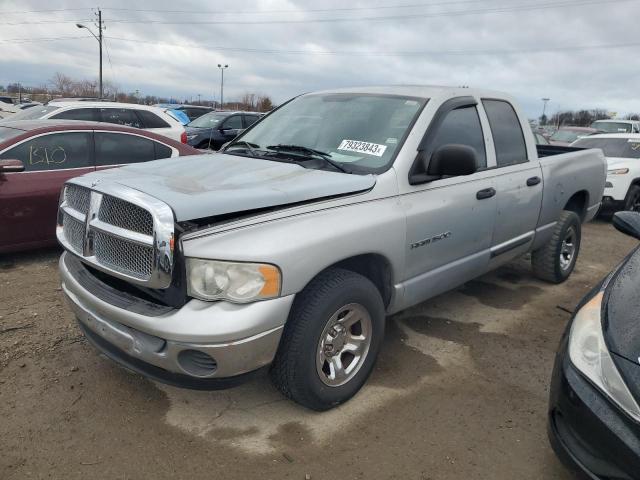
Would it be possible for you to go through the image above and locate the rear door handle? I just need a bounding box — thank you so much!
[527,176,541,187]
[476,188,496,200]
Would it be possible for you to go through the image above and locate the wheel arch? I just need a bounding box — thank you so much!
[563,190,589,221]
[309,253,394,309]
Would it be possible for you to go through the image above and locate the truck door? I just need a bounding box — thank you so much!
[401,98,498,307]
[481,99,543,267]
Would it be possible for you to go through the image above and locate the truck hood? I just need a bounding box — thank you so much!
[80,153,376,221]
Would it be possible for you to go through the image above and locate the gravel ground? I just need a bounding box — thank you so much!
[0,219,635,480]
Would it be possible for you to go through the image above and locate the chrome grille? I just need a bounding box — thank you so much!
[99,195,154,236]
[64,185,91,214]
[57,182,174,288]
[93,231,154,279]
[62,212,85,253]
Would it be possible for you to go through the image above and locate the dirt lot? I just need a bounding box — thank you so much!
[0,219,635,480]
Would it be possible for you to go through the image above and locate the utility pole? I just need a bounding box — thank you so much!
[217,64,228,109]
[197,94,201,104]
[76,8,103,99]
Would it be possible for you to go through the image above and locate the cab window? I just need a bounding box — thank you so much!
[430,106,487,168]
[0,132,92,171]
[98,108,142,128]
[482,100,528,167]
[222,115,243,130]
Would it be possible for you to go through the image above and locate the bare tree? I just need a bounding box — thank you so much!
[49,72,74,95]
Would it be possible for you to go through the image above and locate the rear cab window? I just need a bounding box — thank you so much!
[0,132,92,171]
[482,99,528,167]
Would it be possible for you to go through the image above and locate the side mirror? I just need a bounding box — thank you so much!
[0,159,24,173]
[613,211,640,240]
[427,144,478,176]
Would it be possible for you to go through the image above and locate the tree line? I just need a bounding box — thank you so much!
[0,72,275,112]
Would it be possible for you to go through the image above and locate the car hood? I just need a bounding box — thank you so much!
[604,246,640,364]
[606,157,633,167]
[76,153,376,221]
[185,126,210,134]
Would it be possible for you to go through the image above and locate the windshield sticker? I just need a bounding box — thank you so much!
[385,138,398,144]
[338,139,387,157]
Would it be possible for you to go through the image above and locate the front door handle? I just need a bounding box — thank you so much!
[527,176,541,187]
[476,188,496,200]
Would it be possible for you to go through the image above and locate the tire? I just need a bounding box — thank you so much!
[624,185,640,212]
[531,210,581,284]
[270,268,385,411]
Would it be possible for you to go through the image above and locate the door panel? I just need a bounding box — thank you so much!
[0,132,94,251]
[402,173,497,307]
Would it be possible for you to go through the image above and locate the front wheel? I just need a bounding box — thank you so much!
[270,268,385,411]
[531,210,582,284]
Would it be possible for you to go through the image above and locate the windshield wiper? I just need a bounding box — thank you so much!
[224,140,260,156]
[265,144,351,173]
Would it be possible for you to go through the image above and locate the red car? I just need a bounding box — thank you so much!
[0,120,199,253]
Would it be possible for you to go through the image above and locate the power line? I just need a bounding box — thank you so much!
[0,18,93,26]
[99,0,637,25]
[0,35,90,44]
[100,0,515,15]
[0,7,91,14]
[104,35,640,57]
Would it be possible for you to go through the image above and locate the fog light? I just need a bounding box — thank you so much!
[177,349,217,377]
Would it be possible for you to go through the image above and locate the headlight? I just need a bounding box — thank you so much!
[186,258,281,303]
[569,292,640,421]
[607,168,629,175]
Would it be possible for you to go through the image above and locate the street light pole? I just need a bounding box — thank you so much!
[76,8,103,98]
[217,64,228,109]
[541,98,550,124]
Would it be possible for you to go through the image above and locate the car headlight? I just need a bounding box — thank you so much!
[607,168,629,175]
[186,258,281,303]
[569,292,640,421]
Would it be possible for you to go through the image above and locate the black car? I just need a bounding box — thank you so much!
[549,211,640,479]
[184,111,262,150]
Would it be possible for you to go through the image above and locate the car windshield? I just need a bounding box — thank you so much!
[573,137,640,158]
[591,121,633,133]
[228,93,426,173]
[3,104,59,121]
[550,129,585,142]
[0,126,25,143]
[188,112,229,128]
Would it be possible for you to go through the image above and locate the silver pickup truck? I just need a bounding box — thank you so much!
[57,86,606,410]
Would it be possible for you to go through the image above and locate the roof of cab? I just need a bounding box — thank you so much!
[307,85,511,101]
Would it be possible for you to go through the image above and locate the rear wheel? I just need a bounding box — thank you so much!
[624,185,640,212]
[270,268,385,411]
[532,210,581,284]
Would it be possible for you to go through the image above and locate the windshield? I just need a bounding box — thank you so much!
[591,121,633,133]
[188,112,229,128]
[550,129,586,142]
[573,137,640,158]
[2,104,59,121]
[229,93,426,173]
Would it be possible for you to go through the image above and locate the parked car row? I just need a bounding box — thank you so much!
[0,120,199,253]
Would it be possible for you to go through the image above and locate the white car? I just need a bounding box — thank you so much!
[572,133,640,211]
[1,101,186,143]
[590,119,640,134]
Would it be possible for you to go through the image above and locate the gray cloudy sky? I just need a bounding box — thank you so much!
[0,0,638,117]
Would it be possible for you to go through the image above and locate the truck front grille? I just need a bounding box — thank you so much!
[93,231,154,279]
[57,183,175,289]
[64,184,91,214]
[99,195,154,236]
[62,212,85,254]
